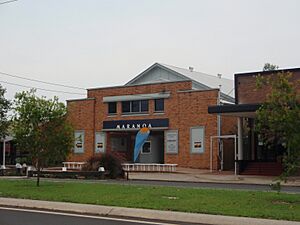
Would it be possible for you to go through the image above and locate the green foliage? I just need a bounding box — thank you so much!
[263,63,279,71]
[12,89,74,186]
[83,153,124,178]
[0,84,11,139]
[255,72,300,178]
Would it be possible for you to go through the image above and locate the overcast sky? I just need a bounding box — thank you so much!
[0,0,299,102]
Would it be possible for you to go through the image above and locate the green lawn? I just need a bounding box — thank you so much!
[0,179,299,221]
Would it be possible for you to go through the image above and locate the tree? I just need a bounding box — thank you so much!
[263,63,279,71]
[13,90,73,186]
[0,84,11,140]
[256,72,300,179]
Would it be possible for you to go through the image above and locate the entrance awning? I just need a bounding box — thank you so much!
[208,103,261,118]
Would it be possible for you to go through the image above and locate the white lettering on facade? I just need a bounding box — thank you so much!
[115,123,153,130]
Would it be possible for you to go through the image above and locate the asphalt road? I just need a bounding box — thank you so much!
[0,207,202,225]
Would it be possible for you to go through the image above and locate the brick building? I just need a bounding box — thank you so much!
[67,63,236,170]
[209,68,300,175]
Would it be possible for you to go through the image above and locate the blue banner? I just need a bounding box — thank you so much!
[133,127,150,162]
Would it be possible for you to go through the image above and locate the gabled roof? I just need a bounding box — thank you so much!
[125,63,234,102]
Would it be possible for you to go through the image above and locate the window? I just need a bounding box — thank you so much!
[122,101,130,113]
[108,102,117,114]
[141,141,151,154]
[131,100,140,112]
[155,99,164,112]
[122,100,149,114]
[141,100,149,112]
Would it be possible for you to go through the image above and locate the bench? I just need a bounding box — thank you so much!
[62,162,86,170]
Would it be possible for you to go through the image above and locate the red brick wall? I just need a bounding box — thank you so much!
[67,81,224,169]
[236,70,300,104]
[67,99,95,162]
[164,90,219,169]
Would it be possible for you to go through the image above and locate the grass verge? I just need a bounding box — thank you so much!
[0,179,299,221]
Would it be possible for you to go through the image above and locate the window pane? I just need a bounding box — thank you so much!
[155,99,164,111]
[141,100,149,112]
[108,102,116,114]
[131,100,140,112]
[142,141,151,154]
[122,101,130,113]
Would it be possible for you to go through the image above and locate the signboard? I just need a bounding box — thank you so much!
[95,132,106,153]
[165,130,178,154]
[103,119,169,130]
[191,127,205,153]
[74,131,84,153]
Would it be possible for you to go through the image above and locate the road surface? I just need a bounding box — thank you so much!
[0,207,203,225]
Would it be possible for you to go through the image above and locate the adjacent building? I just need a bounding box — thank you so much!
[208,67,300,175]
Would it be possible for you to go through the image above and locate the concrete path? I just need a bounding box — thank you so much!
[128,167,300,187]
[0,197,299,225]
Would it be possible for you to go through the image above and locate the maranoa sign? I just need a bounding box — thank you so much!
[103,119,169,130]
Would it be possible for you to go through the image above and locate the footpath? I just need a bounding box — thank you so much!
[0,197,299,225]
[128,167,300,186]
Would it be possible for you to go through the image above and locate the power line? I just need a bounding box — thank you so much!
[0,0,18,5]
[0,71,86,90]
[0,80,86,96]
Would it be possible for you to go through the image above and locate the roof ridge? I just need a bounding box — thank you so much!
[158,63,232,81]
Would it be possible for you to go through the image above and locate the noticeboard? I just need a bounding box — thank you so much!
[165,130,178,154]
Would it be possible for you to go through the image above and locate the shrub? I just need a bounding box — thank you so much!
[83,153,124,179]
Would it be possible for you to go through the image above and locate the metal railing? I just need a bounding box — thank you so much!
[122,163,177,172]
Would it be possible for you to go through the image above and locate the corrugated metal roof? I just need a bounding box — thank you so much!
[160,63,234,98]
[125,63,234,102]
